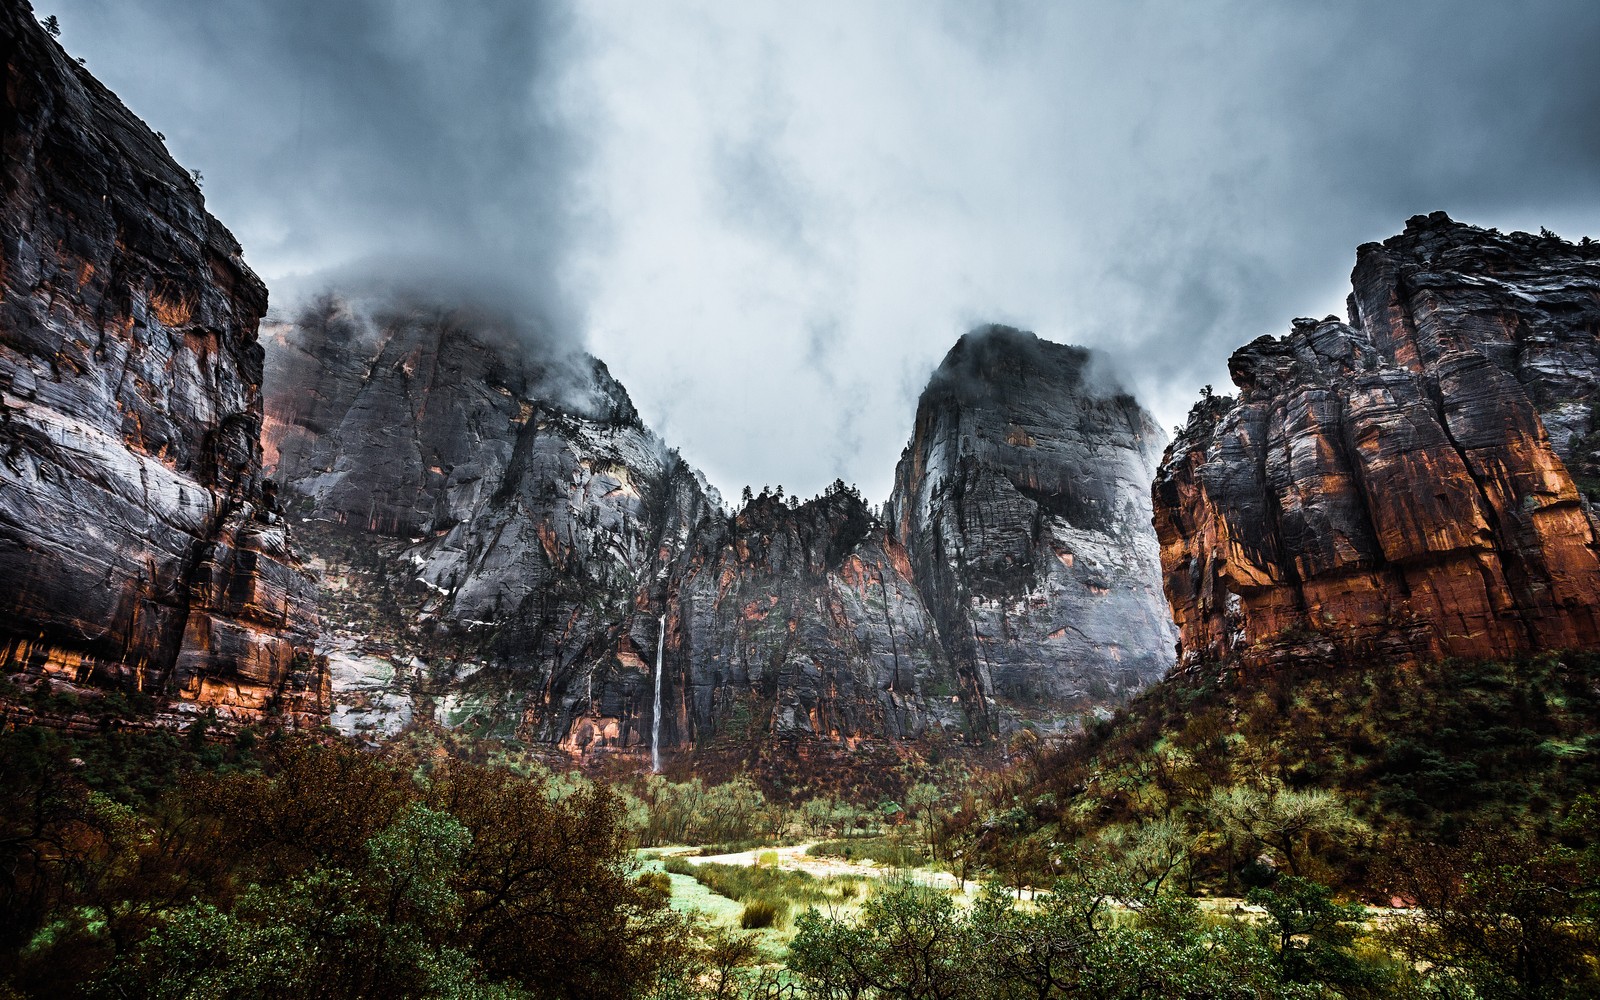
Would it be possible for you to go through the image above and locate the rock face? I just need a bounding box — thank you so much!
[266,308,1172,757]
[667,488,967,751]
[886,328,1176,734]
[0,3,324,723]
[262,294,717,747]
[1156,212,1600,674]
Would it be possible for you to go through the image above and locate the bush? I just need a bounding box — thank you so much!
[638,870,673,899]
[0,732,690,998]
[786,865,1389,998]
[739,898,783,929]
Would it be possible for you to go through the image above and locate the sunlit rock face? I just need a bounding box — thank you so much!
[0,3,324,724]
[1156,213,1600,675]
[886,327,1178,735]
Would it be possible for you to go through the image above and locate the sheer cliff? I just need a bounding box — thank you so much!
[1156,212,1600,674]
[0,2,324,724]
[886,328,1177,736]
[264,307,1172,760]
[262,294,717,747]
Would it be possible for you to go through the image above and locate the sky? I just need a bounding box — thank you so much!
[45,0,1600,502]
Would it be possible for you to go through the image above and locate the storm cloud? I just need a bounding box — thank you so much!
[48,0,1600,500]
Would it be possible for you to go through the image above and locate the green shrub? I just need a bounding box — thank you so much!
[739,898,783,929]
[637,870,673,898]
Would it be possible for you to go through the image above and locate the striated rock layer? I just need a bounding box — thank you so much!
[265,306,1173,758]
[1156,212,1600,675]
[0,2,324,723]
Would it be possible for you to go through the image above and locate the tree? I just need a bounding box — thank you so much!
[1207,784,1360,877]
[788,875,974,1000]
[1384,831,1600,999]
[800,797,837,839]
[41,14,61,36]
[1248,875,1386,994]
[903,784,943,855]
[1098,816,1195,895]
[787,860,1325,999]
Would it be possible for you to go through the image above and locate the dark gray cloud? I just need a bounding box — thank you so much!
[51,0,586,339]
[46,0,1600,501]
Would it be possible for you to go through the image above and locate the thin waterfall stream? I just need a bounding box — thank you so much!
[651,613,665,773]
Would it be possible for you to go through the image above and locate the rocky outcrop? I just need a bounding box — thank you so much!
[263,294,717,749]
[265,297,970,757]
[267,307,1171,757]
[665,488,967,752]
[886,327,1176,734]
[0,2,324,723]
[1156,213,1600,674]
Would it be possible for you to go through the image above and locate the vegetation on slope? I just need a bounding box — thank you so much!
[0,726,688,998]
[946,654,1600,893]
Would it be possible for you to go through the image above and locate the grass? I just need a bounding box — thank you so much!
[643,854,864,962]
[740,899,782,929]
[692,836,797,855]
[659,858,868,933]
[689,862,862,908]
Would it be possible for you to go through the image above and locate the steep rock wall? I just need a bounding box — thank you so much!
[662,490,967,753]
[263,295,716,750]
[268,310,1169,757]
[886,327,1177,734]
[0,3,324,723]
[1156,213,1600,674]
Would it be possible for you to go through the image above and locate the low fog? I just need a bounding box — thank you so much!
[48,0,1600,500]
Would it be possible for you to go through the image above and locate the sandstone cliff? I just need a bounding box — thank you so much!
[0,2,325,723]
[1156,212,1600,674]
[265,305,1170,757]
[887,327,1177,734]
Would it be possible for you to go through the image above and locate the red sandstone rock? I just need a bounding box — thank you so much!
[1156,214,1600,674]
[0,2,324,724]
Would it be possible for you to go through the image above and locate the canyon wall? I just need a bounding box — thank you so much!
[1156,212,1600,674]
[265,308,1172,758]
[0,1,1173,750]
[262,295,718,748]
[886,328,1176,734]
[0,3,324,723]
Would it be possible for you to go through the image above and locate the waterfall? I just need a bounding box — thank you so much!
[651,613,665,773]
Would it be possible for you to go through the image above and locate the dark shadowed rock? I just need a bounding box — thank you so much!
[0,1,324,723]
[886,326,1177,734]
[664,487,967,752]
[268,311,1174,760]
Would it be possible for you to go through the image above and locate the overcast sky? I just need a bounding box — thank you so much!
[47,0,1600,501]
